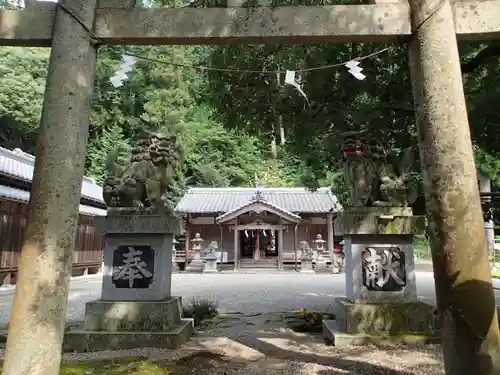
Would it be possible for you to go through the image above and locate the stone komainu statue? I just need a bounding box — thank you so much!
[374,147,419,207]
[103,131,181,210]
[343,137,418,207]
[300,241,313,257]
[206,241,218,255]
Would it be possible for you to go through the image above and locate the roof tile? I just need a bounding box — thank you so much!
[175,187,342,214]
[0,185,106,216]
[0,147,104,204]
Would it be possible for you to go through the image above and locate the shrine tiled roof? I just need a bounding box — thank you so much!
[0,146,105,205]
[175,187,342,215]
[0,185,106,216]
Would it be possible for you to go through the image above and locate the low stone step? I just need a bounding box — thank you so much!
[240,262,278,266]
[64,318,194,352]
[239,261,278,267]
[232,269,285,273]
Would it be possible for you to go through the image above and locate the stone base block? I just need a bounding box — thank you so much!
[335,298,438,335]
[84,297,182,332]
[322,320,439,347]
[314,262,328,273]
[203,257,219,273]
[102,234,174,301]
[64,318,194,352]
[300,269,315,274]
[186,259,204,273]
[300,258,314,273]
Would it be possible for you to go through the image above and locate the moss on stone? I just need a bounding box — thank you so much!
[336,299,440,336]
[0,357,176,375]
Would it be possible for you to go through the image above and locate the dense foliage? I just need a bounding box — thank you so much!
[1,1,500,206]
[206,41,500,187]
[0,43,304,198]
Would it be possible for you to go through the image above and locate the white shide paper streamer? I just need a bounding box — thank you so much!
[109,55,137,88]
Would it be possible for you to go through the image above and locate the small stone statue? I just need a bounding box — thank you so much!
[206,241,218,256]
[300,241,313,258]
[203,241,219,273]
[299,241,314,273]
[102,131,182,212]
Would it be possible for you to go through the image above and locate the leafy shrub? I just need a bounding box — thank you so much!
[286,309,334,333]
[182,297,218,327]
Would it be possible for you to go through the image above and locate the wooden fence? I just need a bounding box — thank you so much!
[0,198,105,285]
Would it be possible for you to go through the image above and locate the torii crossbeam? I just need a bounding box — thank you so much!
[1,1,500,375]
[1,1,500,46]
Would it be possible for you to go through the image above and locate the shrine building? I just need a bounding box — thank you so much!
[0,147,106,284]
[174,187,343,270]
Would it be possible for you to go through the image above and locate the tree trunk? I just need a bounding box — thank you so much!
[408,0,500,374]
[1,1,98,374]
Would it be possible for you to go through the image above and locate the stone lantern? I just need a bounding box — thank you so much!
[186,233,204,273]
[314,233,326,257]
[314,233,328,272]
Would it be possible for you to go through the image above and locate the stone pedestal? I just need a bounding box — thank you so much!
[203,254,219,273]
[300,256,314,274]
[323,207,439,345]
[186,258,204,272]
[344,233,417,303]
[314,259,328,273]
[64,210,194,351]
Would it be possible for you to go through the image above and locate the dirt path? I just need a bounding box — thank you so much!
[54,312,445,375]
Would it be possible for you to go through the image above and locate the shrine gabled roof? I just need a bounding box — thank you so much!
[215,193,301,224]
[0,146,104,204]
[175,187,342,215]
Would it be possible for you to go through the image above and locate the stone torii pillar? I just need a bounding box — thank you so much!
[408,0,500,371]
[2,1,99,375]
[2,1,500,374]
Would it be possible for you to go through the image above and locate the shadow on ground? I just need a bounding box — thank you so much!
[155,312,444,375]
[1,312,444,375]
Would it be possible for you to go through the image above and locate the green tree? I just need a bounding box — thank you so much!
[0,47,49,151]
[205,40,500,188]
[86,124,131,184]
[180,105,265,187]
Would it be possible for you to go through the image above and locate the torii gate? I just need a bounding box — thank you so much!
[1,0,500,374]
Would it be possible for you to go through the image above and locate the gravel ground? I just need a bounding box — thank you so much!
[3,271,495,374]
[66,313,445,374]
[0,271,464,324]
[2,270,500,325]
[1,312,445,374]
